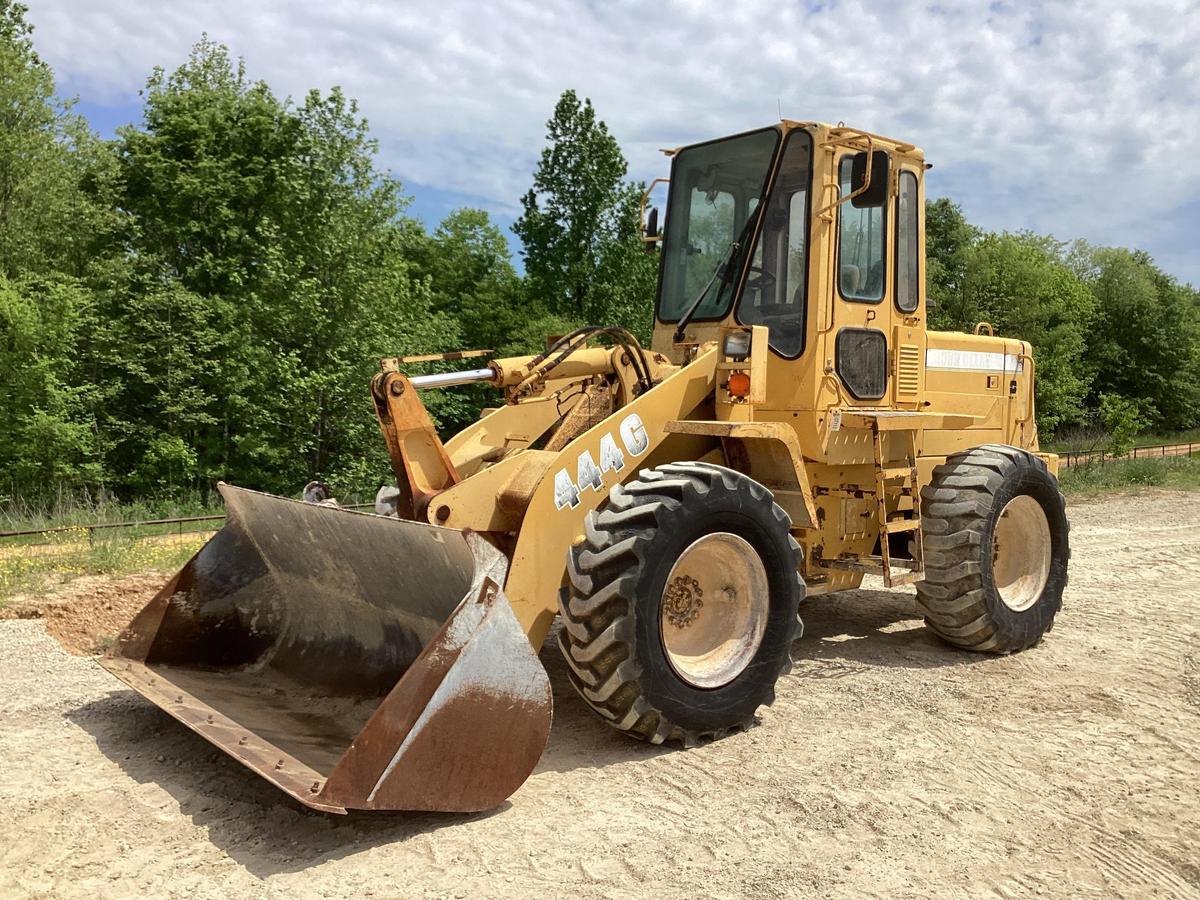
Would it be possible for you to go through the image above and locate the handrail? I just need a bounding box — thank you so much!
[1016,351,1037,425]
[814,135,875,219]
[826,123,916,153]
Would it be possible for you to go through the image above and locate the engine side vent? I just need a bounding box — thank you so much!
[896,342,921,398]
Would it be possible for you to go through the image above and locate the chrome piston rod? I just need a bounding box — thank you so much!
[409,367,496,390]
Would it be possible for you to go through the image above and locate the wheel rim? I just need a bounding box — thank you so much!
[659,532,769,689]
[991,494,1052,612]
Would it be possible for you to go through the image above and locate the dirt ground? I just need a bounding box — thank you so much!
[1,491,1198,899]
[0,573,166,655]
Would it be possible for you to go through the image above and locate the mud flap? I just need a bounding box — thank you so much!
[99,484,552,814]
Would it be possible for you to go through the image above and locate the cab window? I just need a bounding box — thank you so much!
[656,129,779,323]
[838,157,887,302]
[895,170,920,313]
[738,130,812,357]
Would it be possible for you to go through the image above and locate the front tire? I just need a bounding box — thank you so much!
[917,444,1070,653]
[557,462,804,746]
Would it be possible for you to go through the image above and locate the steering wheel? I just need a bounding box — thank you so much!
[745,266,777,292]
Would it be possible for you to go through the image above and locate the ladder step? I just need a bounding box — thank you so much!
[881,466,914,480]
[818,558,882,575]
[884,518,921,533]
[818,555,921,575]
[814,487,877,498]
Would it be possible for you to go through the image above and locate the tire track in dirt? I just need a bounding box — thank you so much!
[1085,829,1200,898]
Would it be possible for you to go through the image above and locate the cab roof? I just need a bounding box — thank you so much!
[663,121,926,162]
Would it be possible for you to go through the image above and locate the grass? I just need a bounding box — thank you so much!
[1,456,1196,604]
[0,528,207,604]
[0,487,222,535]
[0,485,369,603]
[1059,454,1200,497]
[0,487,218,602]
[0,485,373,538]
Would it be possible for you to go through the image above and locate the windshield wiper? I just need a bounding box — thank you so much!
[672,206,761,343]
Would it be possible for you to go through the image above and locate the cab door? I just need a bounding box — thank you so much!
[891,167,925,410]
[833,150,890,405]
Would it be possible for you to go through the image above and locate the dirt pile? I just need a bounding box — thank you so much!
[1,573,160,655]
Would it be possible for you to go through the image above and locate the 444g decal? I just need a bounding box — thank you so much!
[553,413,649,510]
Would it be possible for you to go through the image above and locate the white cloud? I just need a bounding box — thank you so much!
[27,0,1200,282]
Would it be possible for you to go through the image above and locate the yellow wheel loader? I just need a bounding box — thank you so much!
[101,121,1070,814]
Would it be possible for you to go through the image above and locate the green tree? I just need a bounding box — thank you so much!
[1070,244,1200,432]
[928,228,1096,432]
[0,2,99,277]
[0,3,111,499]
[1097,392,1143,456]
[924,197,979,330]
[422,207,521,351]
[88,273,223,492]
[585,182,657,343]
[0,276,102,492]
[111,38,455,495]
[513,90,638,322]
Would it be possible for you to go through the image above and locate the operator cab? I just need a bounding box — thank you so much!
[651,122,906,367]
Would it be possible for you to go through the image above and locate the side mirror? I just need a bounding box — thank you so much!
[643,206,661,253]
[850,150,889,208]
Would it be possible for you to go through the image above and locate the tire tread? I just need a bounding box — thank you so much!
[558,462,803,746]
[915,445,1069,653]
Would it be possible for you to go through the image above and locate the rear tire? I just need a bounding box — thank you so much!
[917,444,1070,653]
[557,462,803,746]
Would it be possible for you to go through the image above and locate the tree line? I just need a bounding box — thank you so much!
[924,201,1200,443]
[1,5,1196,504]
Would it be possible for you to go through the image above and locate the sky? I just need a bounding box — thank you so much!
[26,0,1200,286]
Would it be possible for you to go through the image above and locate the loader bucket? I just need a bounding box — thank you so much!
[98,484,552,814]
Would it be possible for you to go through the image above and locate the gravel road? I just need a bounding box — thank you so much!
[1,491,1197,899]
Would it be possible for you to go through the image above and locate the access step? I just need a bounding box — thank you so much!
[817,554,920,573]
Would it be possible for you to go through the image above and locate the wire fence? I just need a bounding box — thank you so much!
[0,502,377,557]
[1060,442,1198,468]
